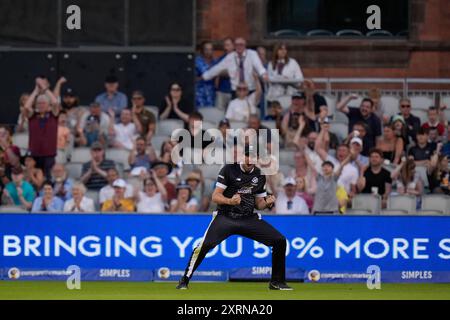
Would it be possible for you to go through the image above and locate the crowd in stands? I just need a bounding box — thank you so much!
[0,36,449,214]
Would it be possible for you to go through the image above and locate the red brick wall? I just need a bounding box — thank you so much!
[197,0,450,79]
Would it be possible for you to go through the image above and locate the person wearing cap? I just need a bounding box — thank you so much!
[349,136,369,168]
[76,102,110,147]
[130,90,156,137]
[186,170,210,211]
[202,37,268,95]
[31,180,64,213]
[80,143,116,190]
[266,43,303,102]
[95,75,128,121]
[169,181,199,213]
[177,144,292,291]
[108,108,138,151]
[225,76,262,122]
[101,179,135,212]
[52,76,82,131]
[99,168,133,207]
[23,77,60,178]
[2,166,35,210]
[337,95,382,150]
[274,177,309,214]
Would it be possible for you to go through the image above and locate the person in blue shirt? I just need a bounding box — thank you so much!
[95,75,128,122]
[195,41,216,107]
[213,37,234,110]
[3,166,35,211]
[31,180,64,213]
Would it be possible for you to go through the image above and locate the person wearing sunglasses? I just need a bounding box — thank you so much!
[395,98,421,143]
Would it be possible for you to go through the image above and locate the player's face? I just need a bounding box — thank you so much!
[242,155,256,171]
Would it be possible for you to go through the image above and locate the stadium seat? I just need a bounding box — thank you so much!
[336,29,363,37]
[106,149,131,170]
[345,209,371,215]
[152,135,169,156]
[441,96,450,108]
[229,121,247,129]
[279,164,293,177]
[381,209,410,216]
[198,108,225,124]
[12,133,29,149]
[351,194,381,214]
[70,147,91,163]
[261,120,276,130]
[204,178,217,196]
[274,95,292,110]
[323,95,337,116]
[366,30,393,37]
[0,206,29,213]
[201,164,223,180]
[306,29,333,37]
[279,150,296,166]
[415,165,429,189]
[333,111,349,124]
[144,106,159,119]
[387,195,416,214]
[420,194,450,215]
[271,29,302,37]
[65,162,83,179]
[329,122,349,142]
[157,119,184,136]
[85,190,100,211]
[55,150,68,164]
[410,96,434,110]
[412,109,428,124]
[444,109,450,122]
[381,95,400,118]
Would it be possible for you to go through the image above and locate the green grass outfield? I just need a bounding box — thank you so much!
[1,281,450,300]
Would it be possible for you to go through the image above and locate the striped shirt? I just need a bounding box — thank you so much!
[82,160,116,190]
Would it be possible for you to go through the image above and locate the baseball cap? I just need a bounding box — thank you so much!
[350,137,363,146]
[112,179,127,189]
[132,90,145,98]
[90,142,104,150]
[292,91,306,99]
[176,181,191,190]
[186,171,201,182]
[322,116,331,124]
[151,161,172,174]
[283,176,296,187]
[63,88,76,97]
[391,114,405,124]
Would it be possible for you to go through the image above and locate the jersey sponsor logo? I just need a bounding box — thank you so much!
[237,187,253,194]
[252,177,258,184]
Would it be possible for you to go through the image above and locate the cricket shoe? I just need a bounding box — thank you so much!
[176,276,190,290]
[269,281,293,290]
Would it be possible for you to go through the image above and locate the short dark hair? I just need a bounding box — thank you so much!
[368,148,384,158]
[417,127,429,136]
[322,160,335,169]
[42,180,54,188]
[189,111,203,121]
[361,98,374,107]
[428,106,438,112]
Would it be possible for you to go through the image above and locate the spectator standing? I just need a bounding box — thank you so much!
[23,77,60,178]
[31,180,64,213]
[159,83,193,120]
[357,148,393,208]
[337,95,382,150]
[267,43,303,102]
[101,179,135,212]
[80,142,116,190]
[95,75,128,122]
[63,182,95,213]
[195,41,216,107]
[2,167,35,210]
[202,37,268,97]
[214,37,234,110]
[274,177,309,214]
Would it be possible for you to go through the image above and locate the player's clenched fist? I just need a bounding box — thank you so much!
[229,194,241,205]
[265,195,276,208]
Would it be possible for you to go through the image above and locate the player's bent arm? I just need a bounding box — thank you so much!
[211,186,233,205]
[255,197,270,210]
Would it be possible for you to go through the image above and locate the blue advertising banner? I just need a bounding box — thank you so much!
[0,214,449,283]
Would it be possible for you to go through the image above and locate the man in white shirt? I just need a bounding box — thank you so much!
[202,37,268,95]
[99,168,133,206]
[225,81,262,122]
[109,109,137,150]
[275,177,309,214]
